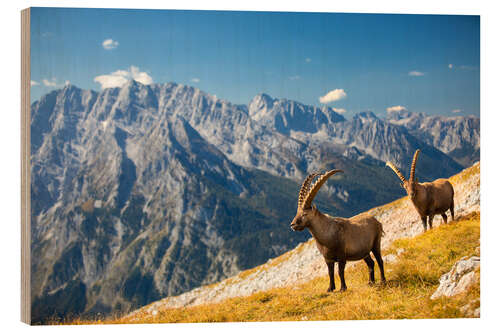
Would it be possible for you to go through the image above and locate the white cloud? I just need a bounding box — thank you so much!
[460,65,477,70]
[42,78,57,87]
[448,64,477,71]
[129,66,153,85]
[191,78,200,83]
[386,105,407,113]
[305,58,312,63]
[289,75,301,81]
[409,71,425,76]
[102,39,119,50]
[319,89,347,104]
[452,109,462,113]
[332,107,347,114]
[94,66,154,89]
[31,80,39,86]
[94,74,128,89]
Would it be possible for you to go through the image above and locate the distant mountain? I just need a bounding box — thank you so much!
[386,110,480,167]
[29,81,471,322]
[246,95,463,181]
[323,111,464,180]
[143,83,309,179]
[248,93,345,135]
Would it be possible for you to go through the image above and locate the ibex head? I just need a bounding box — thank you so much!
[290,169,344,231]
[386,149,420,199]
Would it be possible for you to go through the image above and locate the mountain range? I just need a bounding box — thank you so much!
[29,80,478,323]
[386,110,480,166]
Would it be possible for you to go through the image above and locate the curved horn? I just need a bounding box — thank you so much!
[297,173,320,211]
[302,169,344,209]
[385,161,406,183]
[410,149,420,183]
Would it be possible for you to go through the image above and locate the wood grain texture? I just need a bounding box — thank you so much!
[21,7,31,325]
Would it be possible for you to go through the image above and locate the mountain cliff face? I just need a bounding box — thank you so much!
[29,81,474,323]
[386,110,480,167]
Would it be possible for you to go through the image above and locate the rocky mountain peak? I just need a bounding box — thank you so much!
[353,111,379,121]
[385,109,419,122]
[248,93,275,114]
[248,93,345,135]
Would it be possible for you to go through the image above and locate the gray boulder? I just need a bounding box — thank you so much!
[431,256,480,299]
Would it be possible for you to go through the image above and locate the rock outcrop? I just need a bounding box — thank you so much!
[431,256,480,300]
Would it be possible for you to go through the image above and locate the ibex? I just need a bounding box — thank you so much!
[290,170,386,292]
[386,149,455,231]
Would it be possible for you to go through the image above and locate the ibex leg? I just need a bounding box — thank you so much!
[428,215,435,229]
[338,260,347,292]
[441,213,448,224]
[326,261,335,292]
[363,255,375,284]
[421,216,427,231]
[372,246,386,283]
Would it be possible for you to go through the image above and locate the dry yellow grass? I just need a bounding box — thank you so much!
[449,162,480,187]
[73,211,479,325]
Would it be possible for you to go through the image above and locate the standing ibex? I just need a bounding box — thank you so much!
[290,170,386,292]
[386,149,455,231]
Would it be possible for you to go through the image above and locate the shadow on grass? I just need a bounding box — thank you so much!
[381,273,438,290]
[449,211,479,224]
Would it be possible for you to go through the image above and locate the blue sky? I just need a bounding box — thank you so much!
[30,8,480,117]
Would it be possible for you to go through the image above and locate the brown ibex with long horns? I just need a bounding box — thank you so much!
[386,149,455,231]
[290,170,386,292]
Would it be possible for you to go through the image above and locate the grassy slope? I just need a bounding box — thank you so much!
[80,210,480,324]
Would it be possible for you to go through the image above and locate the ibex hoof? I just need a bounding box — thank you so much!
[327,287,335,292]
[339,287,347,292]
